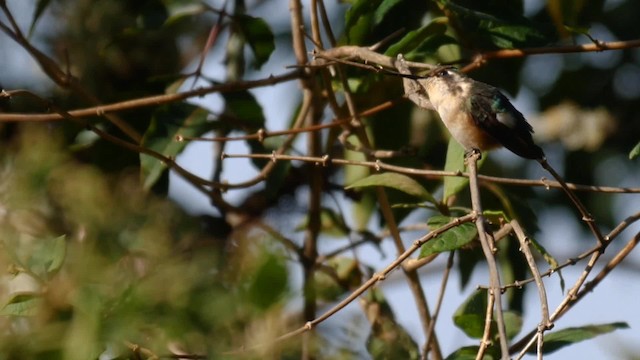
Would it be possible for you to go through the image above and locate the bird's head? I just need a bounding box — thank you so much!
[423,66,469,98]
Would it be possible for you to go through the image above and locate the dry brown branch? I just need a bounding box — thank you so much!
[467,151,509,360]
[228,214,475,354]
[221,151,640,194]
[0,71,302,123]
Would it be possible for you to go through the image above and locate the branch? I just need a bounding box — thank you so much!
[0,71,302,123]
[228,214,476,354]
[221,151,640,194]
[466,151,509,360]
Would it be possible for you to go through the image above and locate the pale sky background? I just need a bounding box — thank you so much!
[1,0,639,359]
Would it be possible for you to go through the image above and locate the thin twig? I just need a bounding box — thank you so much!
[0,70,302,123]
[221,151,640,194]
[538,159,605,245]
[423,251,454,356]
[510,220,552,360]
[467,151,509,360]
[227,214,476,354]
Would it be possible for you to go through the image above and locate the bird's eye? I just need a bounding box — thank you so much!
[437,69,450,77]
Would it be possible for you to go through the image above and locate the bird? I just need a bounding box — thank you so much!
[418,65,544,160]
[394,55,603,244]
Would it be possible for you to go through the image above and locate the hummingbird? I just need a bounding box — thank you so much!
[418,66,544,160]
[394,54,603,243]
[394,57,543,160]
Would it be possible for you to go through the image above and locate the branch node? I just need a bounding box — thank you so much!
[321,154,331,167]
[304,321,313,330]
[270,150,278,163]
[540,177,551,190]
[374,160,381,172]
[257,128,267,143]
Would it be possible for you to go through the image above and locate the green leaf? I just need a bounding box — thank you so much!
[502,311,523,340]
[296,207,351,237]
[141,104,211,190]
[248,254,288,309]
[315,257,362,301]
[364,288,420,360]
[419,216,477,258]
[164,4,206,27]
[27,235,67,278]
[443,139,468,201]
[344,138,376,231]
[629,142,640,159]
[373,0,404,25]
[1,293,42,317]
[453,289,487,339]
[235,15,275,69]
[385,18,448,57]
[445,346,497,360]
[45,235,66,274]
[346,172,436,203]
[442,139,487,202]
[222,90,271,170]
[222,90,265,131]
[529,322,629,355]
[437,0,554,49]
[345,0,381,39]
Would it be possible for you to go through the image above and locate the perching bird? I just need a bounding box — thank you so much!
[418,65,544,160]
[394,55,603,243]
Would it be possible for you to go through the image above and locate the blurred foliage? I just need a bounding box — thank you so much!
[0,126,293,358]
[0,0,639,359]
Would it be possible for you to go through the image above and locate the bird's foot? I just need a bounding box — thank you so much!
[464,148,482,163]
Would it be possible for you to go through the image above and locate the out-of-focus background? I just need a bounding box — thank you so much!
[0,0,639,359]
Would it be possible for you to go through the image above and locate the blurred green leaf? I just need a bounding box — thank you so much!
[248,254,288,309]
[453,289,487,339]
[296,207,351,237]
[315,257,362,301]
[236,15,275,69]
[442,138,487,202]
[141,104,210,190]
[443,139,467,201]
[345,0,381,42]
[373,0,404,25]
[346,172,437,203]
[419,216,477,258]
[1,293,42,317]
[453,289,523,342]
[45,235,67,274]
[437,0,555,49]
[164,4,206,27]
[222,90,265,130]
[629,142,640,159]
[385,18,448,57]
[364,288,420,360]
[458,246,483,289]
[445,346,497,360]
[502,311,523,340]
[529,322,629,354]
